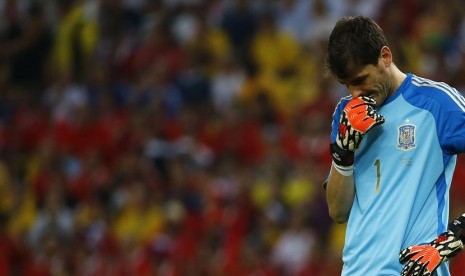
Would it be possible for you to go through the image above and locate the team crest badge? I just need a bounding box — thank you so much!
[397,124,416,151]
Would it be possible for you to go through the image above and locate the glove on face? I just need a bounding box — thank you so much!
[336,96,385,151]
[399,214,465,276]
[330,96,385,167]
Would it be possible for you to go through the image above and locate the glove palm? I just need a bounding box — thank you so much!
[337,96,385,151]
[331,96,385,167]
[399,230,464,276]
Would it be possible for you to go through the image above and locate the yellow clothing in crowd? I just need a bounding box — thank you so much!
[51,2,99,75]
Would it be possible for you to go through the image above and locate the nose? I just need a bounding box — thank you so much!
[348,85,364,98]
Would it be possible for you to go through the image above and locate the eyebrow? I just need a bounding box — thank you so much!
[347,73,368,86]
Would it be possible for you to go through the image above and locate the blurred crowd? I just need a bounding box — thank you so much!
[1,0,465,275]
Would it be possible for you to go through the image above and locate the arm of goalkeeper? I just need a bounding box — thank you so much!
[399,213,465,276]
[330,96,385,172]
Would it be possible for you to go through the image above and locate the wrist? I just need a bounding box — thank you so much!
[332,161,354,176]
[330,143,354,167]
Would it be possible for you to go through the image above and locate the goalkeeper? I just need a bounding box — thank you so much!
[324,16,465,275]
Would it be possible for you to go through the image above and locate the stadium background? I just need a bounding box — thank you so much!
[0,0,465,275]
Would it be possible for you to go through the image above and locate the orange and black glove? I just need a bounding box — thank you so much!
[330,96,385,169]
[399,214,465,275]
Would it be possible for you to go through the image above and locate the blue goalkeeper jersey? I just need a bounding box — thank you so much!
[329,74,465,276]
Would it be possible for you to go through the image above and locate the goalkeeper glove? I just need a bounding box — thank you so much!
[330,96,385,174]
[399,214,465,276]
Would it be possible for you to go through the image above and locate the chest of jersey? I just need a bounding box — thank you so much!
[353,94,443,213]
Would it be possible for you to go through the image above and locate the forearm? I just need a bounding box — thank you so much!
[326,163,355,223]
[326,96,384,223]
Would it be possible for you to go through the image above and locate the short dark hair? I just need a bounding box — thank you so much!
[326,16,388,80]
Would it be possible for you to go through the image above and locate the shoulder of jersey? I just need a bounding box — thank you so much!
[410,75,465,112]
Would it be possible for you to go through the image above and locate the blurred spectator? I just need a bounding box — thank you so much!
[210,54,245,113]
[250,11,299,78]
[220,0,258,64]
[271,213,316,274]
[275,0,312,43]
[28,186,74,248]
[50,0,99,82]
[0,1,52,90]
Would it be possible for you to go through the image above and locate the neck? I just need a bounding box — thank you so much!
[390,64,407,91]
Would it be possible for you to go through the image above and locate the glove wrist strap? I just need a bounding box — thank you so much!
[332,161,354,176]
[330,143,354,167]
[449,213,465,242]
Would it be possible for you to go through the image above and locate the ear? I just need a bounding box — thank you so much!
[380,46,392,67]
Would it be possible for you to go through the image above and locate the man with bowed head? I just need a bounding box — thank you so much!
[324,16,465,275]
